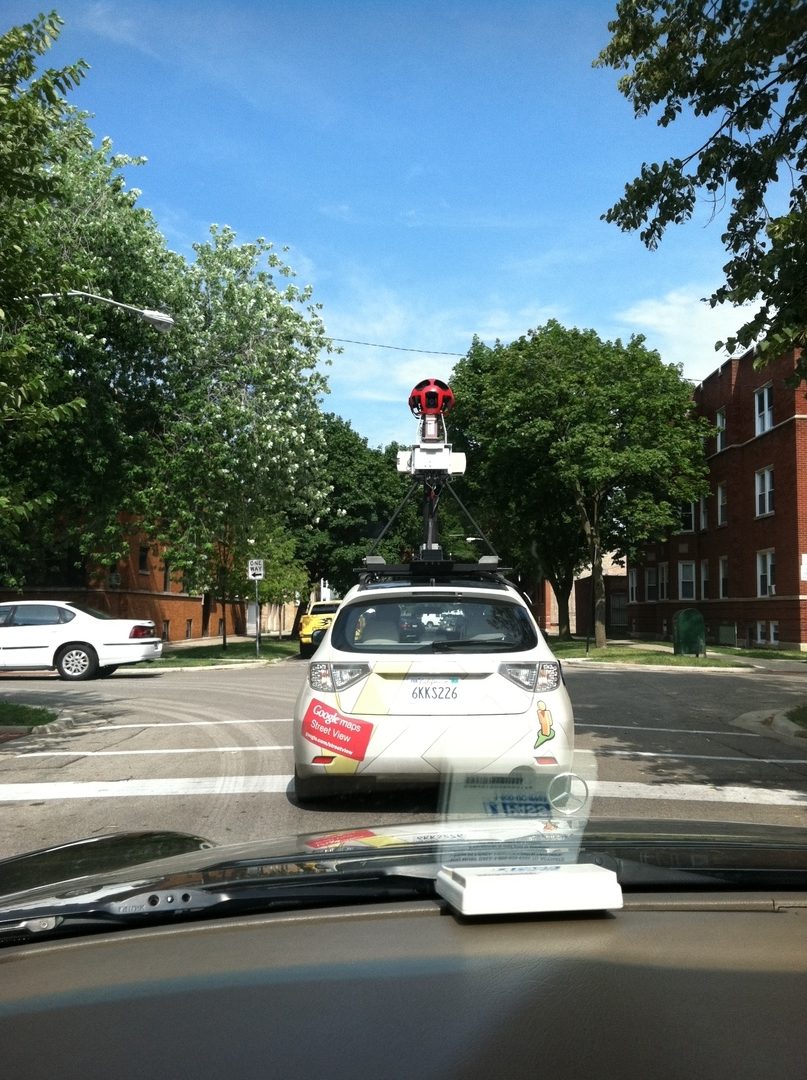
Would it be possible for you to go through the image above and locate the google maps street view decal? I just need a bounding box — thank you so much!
[292,377,589,818]
[301,699,374,762]
[534,699,555,750]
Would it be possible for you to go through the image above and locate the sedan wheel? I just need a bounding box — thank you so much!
[56,644,99,681]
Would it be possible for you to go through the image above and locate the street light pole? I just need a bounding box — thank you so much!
[37,289,174,331]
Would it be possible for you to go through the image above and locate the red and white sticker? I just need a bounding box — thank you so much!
[301,699,374,762]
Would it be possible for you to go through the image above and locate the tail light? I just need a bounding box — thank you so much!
[129,624,155,639]
[309,662,371,692]
[499,661,560,692]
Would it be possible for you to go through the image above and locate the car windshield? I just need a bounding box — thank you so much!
[1,0,805,935]
[331,597,538,653]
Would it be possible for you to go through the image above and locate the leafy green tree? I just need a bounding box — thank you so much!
[451,323,710,645]
[1,112,186,586]
[226,518,309,639]
[597,0,807,363]
[139,226,332,640]
[0,10,88,317]
[0,11,88,565]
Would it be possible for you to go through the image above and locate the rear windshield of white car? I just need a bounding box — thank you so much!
[330,597,539,653]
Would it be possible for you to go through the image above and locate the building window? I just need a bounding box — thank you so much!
[680,502,696,532]
[757,549,776,597]
[162,621,170,641]
[755,467,774,516]
[755,621,768,644]
[770,621,779,645]
[185,619,193,639]
[645,567,658,602]
[659,563,669,601]
[717,482,728,525]
[719,556,729,598]
[138,545,150,573]
[678,561,696,600]
[715,407,726,451]
[755,384,773,435]
[699,496,708,531]
[700,559,709,599]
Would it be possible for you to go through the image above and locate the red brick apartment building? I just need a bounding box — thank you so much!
[627,346,807,650]
[0,536,244,644]
[1,535,298,644]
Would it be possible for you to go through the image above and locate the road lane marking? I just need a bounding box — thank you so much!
[0,776,292,799]
[591,748,807,764]
[91,719,295,729]
[11,745,293,757]
[0,776,803,806]
[576,722,762,738]
[590,780,807,806]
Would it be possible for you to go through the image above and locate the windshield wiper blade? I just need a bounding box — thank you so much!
[0,870,439,944]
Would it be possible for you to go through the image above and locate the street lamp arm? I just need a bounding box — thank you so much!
[37,290,174,331]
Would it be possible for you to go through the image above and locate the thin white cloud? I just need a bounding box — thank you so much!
[79,1,161,58]
[612,287,753,381]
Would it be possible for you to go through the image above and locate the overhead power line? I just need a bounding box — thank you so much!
[332,337,465,357]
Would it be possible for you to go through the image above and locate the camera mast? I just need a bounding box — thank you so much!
[365,378,497,568]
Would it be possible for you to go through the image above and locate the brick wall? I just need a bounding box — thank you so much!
[628,346,807,649]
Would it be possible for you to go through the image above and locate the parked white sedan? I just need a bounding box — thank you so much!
[293,569,574,800]
[0,601,162,680]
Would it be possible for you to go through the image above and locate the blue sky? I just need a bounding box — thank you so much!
[8,1,749,446]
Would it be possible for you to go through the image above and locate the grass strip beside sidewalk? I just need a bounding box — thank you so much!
[0,702,57,727]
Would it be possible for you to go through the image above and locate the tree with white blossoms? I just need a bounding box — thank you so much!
[138,226,332,641]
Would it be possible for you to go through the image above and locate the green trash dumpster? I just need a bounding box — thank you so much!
[673,608,705,656]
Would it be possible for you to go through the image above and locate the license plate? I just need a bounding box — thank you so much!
[407,678,461,702]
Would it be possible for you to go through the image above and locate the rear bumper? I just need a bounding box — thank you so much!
[97,640,163,665]
[294,697,574,781]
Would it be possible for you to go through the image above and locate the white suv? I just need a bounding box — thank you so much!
[293,562,574,800]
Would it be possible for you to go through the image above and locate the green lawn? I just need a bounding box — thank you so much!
[785,705,807,733]
[550,639,762,668]
[0,701,57,727]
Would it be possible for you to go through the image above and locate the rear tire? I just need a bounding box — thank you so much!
[294,767,331,802]
[56,643,99,681]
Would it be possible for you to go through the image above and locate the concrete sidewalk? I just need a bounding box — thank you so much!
[162,634,291,651]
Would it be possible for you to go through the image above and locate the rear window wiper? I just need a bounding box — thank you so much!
[431,639,517,651]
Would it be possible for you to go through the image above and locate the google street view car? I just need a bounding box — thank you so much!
[293,379,574,799]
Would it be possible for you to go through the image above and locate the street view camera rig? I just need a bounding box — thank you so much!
[362,378,503,581]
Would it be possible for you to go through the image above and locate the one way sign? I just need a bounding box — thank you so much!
[247,559,265,580]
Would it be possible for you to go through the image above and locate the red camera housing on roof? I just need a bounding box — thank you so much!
[408,378,455,417]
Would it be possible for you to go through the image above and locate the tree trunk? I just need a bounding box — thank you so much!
[219,565,228,650]
[593,550,607,648]
[556,588,572,640]
[577,490,607,648]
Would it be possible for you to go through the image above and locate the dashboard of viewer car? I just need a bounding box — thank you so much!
[3,893,806,1079]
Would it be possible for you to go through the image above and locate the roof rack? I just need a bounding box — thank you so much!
[356,554,512,587]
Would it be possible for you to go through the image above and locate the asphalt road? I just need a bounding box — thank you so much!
[1,657,806,858]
